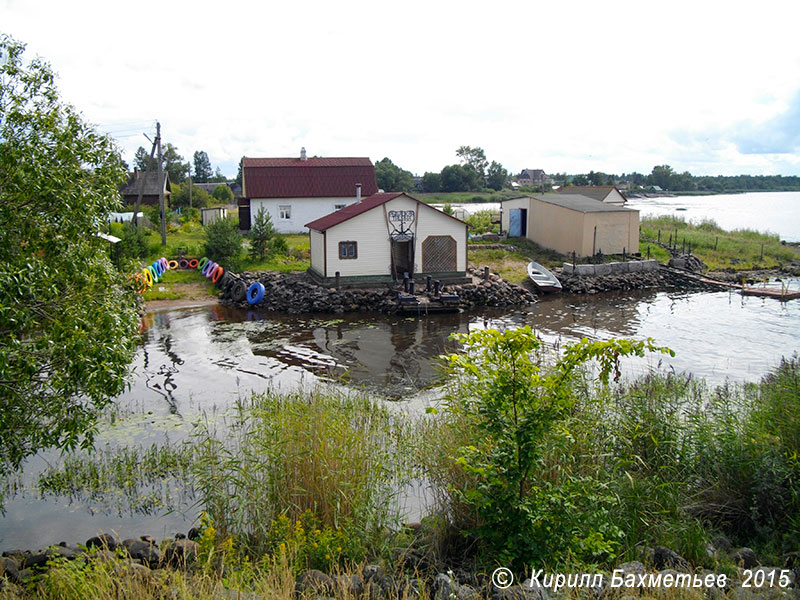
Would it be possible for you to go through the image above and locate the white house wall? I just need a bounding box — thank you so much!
[321,196,467,278]
[309,229,326,275]
[250,197,357,234]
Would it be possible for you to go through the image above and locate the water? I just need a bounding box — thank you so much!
[627,191,800,242]
[3,287,800,550]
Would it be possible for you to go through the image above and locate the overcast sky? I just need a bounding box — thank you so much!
[3,0,800,179]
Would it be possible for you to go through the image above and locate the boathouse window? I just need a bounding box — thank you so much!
[334,204,346,210]
[279,205,291,220]
[339,241,357,259]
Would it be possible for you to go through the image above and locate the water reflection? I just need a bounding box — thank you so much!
[126,289,800,420]
[3,289,799,551]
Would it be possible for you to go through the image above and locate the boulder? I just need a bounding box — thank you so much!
[295,569,336,597]
[162,539,198,568]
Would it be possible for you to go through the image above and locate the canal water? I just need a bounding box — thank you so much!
[3,286,799,551]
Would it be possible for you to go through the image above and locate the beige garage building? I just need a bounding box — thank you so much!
[306,192,468,286]
[501,194,639,257]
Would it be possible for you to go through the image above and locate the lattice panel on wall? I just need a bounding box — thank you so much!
[422,235,457,272]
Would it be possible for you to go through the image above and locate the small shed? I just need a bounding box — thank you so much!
[501,194,639,257]
[305,192,469,286]
[201,206,229,226]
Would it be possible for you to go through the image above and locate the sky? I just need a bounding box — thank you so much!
[3,0,800,179]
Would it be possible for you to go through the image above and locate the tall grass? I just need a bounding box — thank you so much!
[640,216,798,270]
[190,389,410,563]
[421,353,800,569]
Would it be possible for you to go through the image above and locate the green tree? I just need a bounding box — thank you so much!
[648,165,676,190]
[193,150,213,182]
[440,164,482,192]
[161,143,189,183]
[421,171,441,192]
[134,146,156,171]
[0,35,140,475]
[212,184,234,204]
[171,183,211,209]
[249,207,276,261]
[486,161,508,191]
[210,166,227,183]
[204,216,242,270]
[456,145,488,180]
[374,157,415,192]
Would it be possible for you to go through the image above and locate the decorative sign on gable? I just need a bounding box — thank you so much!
[388,209,415,242]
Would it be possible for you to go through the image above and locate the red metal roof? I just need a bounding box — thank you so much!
[305,193,404,232]
[242,157,378,198]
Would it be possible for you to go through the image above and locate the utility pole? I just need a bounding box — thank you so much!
[156,122,166,246]
[188,168,192,209]
[131,132,157,228]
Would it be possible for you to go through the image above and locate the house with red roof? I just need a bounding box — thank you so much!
[239,148,379,233]
[305,192,468,286]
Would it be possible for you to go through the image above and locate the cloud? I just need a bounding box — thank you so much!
[733,89,800,154]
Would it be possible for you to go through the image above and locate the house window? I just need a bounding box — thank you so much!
[339,241,357,259]
[279,205,291,220]
[334,204,346,211]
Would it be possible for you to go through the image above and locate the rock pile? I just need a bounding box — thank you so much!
[218,270,535,314]
[0,532,199,586]
[557,266,668,294]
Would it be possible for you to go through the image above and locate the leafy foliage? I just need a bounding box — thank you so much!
[203,216,242,270]
[212,183,234,203]
[374,157,416,192]
[0,35,140,474]
[439,327,672,568]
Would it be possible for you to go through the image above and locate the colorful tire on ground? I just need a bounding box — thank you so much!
[148,264,159,283]
[202,260,215,276]
[142,268,153,287]
[153,261,164,277]
[168,260,179,270]
[246,282,266,305]
[197,257,209,270]
[211,265,224,284]
[188,259,198,269]
[179,259,189,269]
[159,257,169,271]
[231,280,247,302]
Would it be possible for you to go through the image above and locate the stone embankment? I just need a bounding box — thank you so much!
[218,269,535,314]
[556,256,715,294]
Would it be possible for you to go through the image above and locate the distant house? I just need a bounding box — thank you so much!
[558,185,627,205]
[501,194,639,257]
[240,148,379,233]
[119,170,171,206]
[518,169,549,187]
[305,192,468,286]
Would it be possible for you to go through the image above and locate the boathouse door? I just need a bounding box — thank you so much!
[391,238,414,278]
[509,208,527,237]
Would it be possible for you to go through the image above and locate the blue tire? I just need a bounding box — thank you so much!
[246,282,266,305]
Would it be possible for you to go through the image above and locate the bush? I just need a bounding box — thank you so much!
[431,328,672,569]
[212,184,234,204]
[203,216,241,270]
[117,225,149,260]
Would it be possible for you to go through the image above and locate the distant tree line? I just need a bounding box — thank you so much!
[376,147,509,194]
[564,165,800,193]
